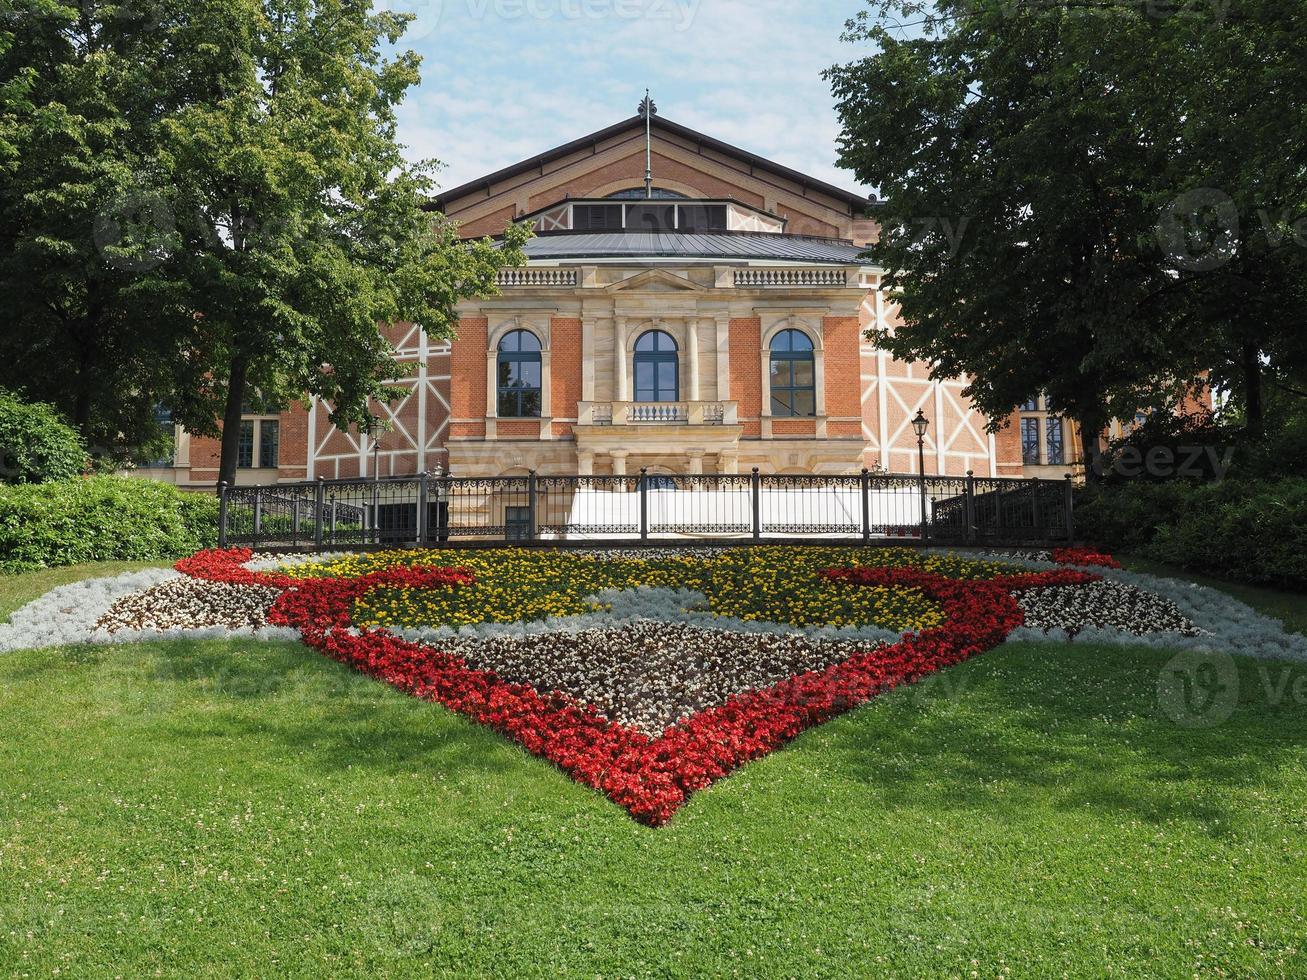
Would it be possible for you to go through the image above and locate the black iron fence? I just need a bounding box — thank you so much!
[217,469,1076,550]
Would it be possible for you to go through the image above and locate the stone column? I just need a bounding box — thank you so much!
[687,449,705,475]
[718,450,738,475]
[615,316,629,402]
[687,317,700,401]
[577,450,594,476]
[610,450,628,476]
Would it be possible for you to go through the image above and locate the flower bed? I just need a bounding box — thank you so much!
[7,543,1282,823]
[149,547,1093,825]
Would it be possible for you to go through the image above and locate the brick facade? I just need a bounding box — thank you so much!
[163,115,1043,487]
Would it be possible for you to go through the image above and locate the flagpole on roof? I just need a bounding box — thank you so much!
[639,89,657,199]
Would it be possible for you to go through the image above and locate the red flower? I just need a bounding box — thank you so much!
[1052,547,1122,569]
[175,548,1089,826]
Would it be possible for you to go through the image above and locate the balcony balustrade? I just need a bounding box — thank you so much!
[577,400,737,426]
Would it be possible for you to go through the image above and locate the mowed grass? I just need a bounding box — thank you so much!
[2,631,1306,977]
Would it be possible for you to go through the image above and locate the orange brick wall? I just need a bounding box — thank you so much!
[821,316,862,422]
[551,317,582,427]
[449,316,487,439]
[276,402,309,480]
[729,318,762,438]
[995,410,1023,476]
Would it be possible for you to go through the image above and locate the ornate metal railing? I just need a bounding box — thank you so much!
[218,470,1075,550]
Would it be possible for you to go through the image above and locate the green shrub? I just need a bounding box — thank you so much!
[0,390,87,484]
[0,476,218,572]
[1077,478,1307,590]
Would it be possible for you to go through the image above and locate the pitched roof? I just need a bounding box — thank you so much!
[506,231,869,265]
[432,114,874,214]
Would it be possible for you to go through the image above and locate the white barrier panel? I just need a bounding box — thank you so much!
[547,486,932,540]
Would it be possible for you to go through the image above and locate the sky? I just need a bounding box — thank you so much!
[382,0,876,197]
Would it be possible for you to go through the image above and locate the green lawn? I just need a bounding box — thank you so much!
[1,632,1305,976]
[2,560,1306,976]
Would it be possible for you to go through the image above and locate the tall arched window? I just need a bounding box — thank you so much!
[633,330,679,402]
[496,329,542,418]
[769,329,816,417]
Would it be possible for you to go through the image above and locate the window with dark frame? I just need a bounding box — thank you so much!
[633,330,679,402]
[677,204,728,232]
[769,329,816,417]
[505,505,532,541]
[496,329,543,418]
[1045,418,1064,465]
[237,418,279,469]
[1021,417,1041,465]
[624,203,677,232]
[572,204,623,231]
[259,420,280,469]
[237,420,255,469]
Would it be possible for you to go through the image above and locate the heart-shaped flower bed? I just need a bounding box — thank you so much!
[177,547,1097,825]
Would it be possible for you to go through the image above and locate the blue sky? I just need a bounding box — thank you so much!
[382,0,876,196]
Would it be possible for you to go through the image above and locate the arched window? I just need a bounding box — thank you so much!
[769,329,815,417]
[633,330,679,402]
[496,329,542,418]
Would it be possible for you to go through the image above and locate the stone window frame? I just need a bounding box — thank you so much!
[1018,393,1074,466]
[495,329,544,419]
[759,317,826,438]
[485,316,553,440]
[236,415,280,470]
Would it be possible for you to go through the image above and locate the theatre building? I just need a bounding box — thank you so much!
[154,109,1043,486]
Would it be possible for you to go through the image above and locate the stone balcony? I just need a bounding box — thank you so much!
[577,400,738,427]
[573,400,744,474]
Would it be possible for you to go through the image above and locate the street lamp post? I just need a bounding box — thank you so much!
[912,409,930,540]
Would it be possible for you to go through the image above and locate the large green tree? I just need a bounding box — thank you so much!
[825,1,1228,469]
[0,0,187,455]
[1,0,527,482]
[1150,3,1307,437]
[156,0,528,485]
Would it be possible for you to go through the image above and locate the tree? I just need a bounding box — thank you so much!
[825,1,1214,472]
[152,0,528,486]
[0,0,188,455]
[1149,2,1307,438]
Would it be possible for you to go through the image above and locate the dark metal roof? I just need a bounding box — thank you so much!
[511,231,869,265]
[432,114,876,213]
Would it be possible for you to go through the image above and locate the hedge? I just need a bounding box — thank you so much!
[0,477,218,573]
[1076,478,1307,591]
[0,390,87,484]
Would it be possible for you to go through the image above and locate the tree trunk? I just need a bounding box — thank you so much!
[216,353,249,489]
[1241,340,1264,439]
[72,324,95,440]
[1078,414,1105,484]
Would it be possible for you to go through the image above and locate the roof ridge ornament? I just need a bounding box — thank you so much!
[639,89,657,199]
